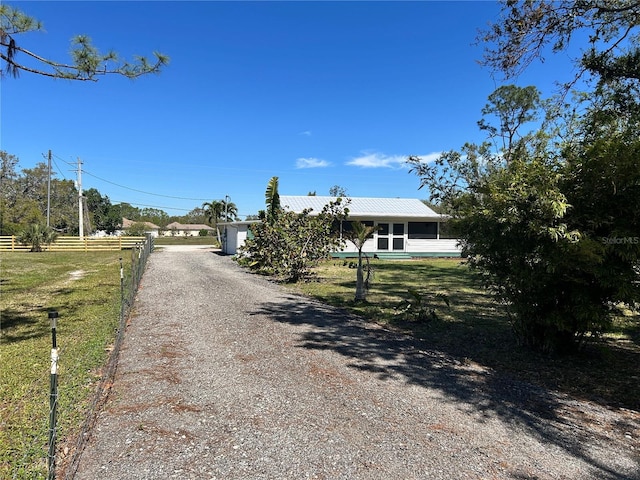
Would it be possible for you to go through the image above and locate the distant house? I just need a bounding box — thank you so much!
[220,196,460,258]
[163,222,216,237]
[121,218,160,237]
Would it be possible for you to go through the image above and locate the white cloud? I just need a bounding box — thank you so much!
[298,130,312,136]
[408,152,441,164]
[347,152,406,168]
[347,151,442,169]
[296,157,330,169]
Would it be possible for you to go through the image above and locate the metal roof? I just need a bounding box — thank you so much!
[280,196,441,219]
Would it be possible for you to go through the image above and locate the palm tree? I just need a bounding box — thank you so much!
[18,223,58,252]
[202,200,223,225]
[346,221,379,302]
[202,200,224,243]
[220,199,238,222]
[264,176,281,223]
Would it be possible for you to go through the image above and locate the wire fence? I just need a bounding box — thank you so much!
[51,235,154,480]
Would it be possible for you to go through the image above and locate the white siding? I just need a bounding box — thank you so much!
[405,239,460,254]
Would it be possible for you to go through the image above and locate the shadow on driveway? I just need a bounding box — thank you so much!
[252,296,638,480]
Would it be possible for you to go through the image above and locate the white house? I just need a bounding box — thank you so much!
[163,222,216,237]
[121,218,160,237]
[220,196,460,258]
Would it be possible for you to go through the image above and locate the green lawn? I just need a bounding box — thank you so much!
[1,252,126,479]
[154,236,219,246]
[292,257,640,410]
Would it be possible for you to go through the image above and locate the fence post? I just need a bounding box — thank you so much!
[119,257,124,322]
[48,310,59,480]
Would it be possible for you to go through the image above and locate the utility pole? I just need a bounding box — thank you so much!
[46,150,52,227]
[77,157,84,239]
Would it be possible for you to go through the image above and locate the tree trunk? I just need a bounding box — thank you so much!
[354,250,366,301]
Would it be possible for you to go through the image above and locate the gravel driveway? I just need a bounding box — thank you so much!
[73,245,639,479]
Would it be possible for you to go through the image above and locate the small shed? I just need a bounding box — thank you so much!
[221,196,460,258]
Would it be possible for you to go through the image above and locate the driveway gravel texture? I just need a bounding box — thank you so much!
[72,245,639,480]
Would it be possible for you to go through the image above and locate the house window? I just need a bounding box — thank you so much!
[393,223,404,235]
[393,237,404,250]
[378,223,389,235]
[439,222,456,239]
[377,237,389,250]
[408,222,438,239]
[341,220,374,238]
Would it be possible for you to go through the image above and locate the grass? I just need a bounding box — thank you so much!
[2,252,637,477]
[292,257,640,411]
[154,236,218,246]
[1,251,126,479]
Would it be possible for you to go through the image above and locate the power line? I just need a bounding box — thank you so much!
[111,200,194,212]
[82,169,212,201]
[46,153,257,215]
[43,152,69,180]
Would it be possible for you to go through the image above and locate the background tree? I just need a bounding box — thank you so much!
[184,207,206,224]
[85,188,120,234]
[0,159,80,234]
[477,84,544,163]
[0,5,169,80]
[329,185,348,197]
[137,208,169,227]
[0,150,20,234]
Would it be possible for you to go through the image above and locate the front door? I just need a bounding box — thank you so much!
[377,223,405,251]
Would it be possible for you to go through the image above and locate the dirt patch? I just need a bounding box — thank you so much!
[68,270,86,281]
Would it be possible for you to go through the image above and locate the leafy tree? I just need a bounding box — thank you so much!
[477,84,544,163]
[480,1,640,89]
[238,178,348,282]
[18,223,58,252]
[0,158,79,234]
[85,188,121,234]
[125,222,148,237]
[0,5,169,80]
[344,221,379,302]
[184,207,206,224]
[139,208,169,227]
[409,85,608,353]
[48,178,79,233]
[0,150,19,234]
[117,203,141,222]
[455,3,640,353]
[558,86,640,339]
[329,185,348,197]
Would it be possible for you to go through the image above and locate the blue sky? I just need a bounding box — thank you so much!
[1,1,577,219]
